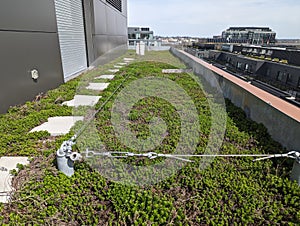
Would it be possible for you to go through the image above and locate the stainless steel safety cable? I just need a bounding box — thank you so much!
[57,67,300,165]
[83,149,300,162]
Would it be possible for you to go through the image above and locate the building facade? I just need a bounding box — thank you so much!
[207,50,300,96]
[128,27,161,47]
[221,27,276,44]
[0,0,127,113]
[128,27,154,40]
[232,45,300,67]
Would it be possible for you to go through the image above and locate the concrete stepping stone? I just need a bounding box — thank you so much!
[162,69,192,74]
[108,69,119,73]
[117,62,127,65]
[30,116,84,136]
[62,95,101,107]
[124,58,135,61]
[95,75,115,80]
[0,157,29,203]
[114,65,123,68]
[86,83,109,91]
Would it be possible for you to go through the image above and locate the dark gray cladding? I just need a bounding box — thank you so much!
[0,0,128,113]
[0,0,57,32]
[86,0,128,63]
[0,0,64,113]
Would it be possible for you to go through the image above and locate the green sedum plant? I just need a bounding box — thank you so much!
[0,51,299,225]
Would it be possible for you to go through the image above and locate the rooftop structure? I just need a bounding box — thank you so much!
[233,45,300,66]
[187,42,300,103]
[128,27,161,47]
[128,27,154,40]
[221,27,276,44]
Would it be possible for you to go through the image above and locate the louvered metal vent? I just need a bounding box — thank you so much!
[54,0,87,80]
[107,0,122,12]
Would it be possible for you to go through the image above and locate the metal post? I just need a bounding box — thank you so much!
[290,159,300,185]
[56,137,81,177]
[56,149,75,177]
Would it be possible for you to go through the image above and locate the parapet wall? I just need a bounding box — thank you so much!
[171,47,300,151]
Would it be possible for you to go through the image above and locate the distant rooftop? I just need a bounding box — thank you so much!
[227,27,273,32]
[128,27,153,33]
[221,26,276,44]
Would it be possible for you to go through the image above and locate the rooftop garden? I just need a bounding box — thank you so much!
[0,50,299,225]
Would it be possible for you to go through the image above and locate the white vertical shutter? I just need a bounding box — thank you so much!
[54,0,87,80]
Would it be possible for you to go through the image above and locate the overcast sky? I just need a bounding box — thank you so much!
[128,0,300,39]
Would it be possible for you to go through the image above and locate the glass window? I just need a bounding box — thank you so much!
[287,73,293,83]
[277,71,284,81]
[237,62,242,69]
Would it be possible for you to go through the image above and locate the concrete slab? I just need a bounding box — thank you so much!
[86,83,109,91]
[30,116,84,136]
[0,157,29,203]
[95,75,115,80]
[108,69,120,73]
[124,58,135,61]
[62,95,101,107]
[117,62,127,65]
[114,65,123,68]
[162,69,192,74]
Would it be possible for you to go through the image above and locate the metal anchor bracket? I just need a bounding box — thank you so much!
[56,135,82,176]
[253,150,300,162]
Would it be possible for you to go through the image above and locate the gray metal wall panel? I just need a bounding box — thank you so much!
[0,0,57,32]
[83,0,96,64]
[94,35,109,56]
[93,0,108,35]
[122,0,128,17]
[118,13,128,35]
[93,0,127,36]
[0,31,64,113]
[90,0,128,63]
[94,35,127,57]
[106,7,118,35]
